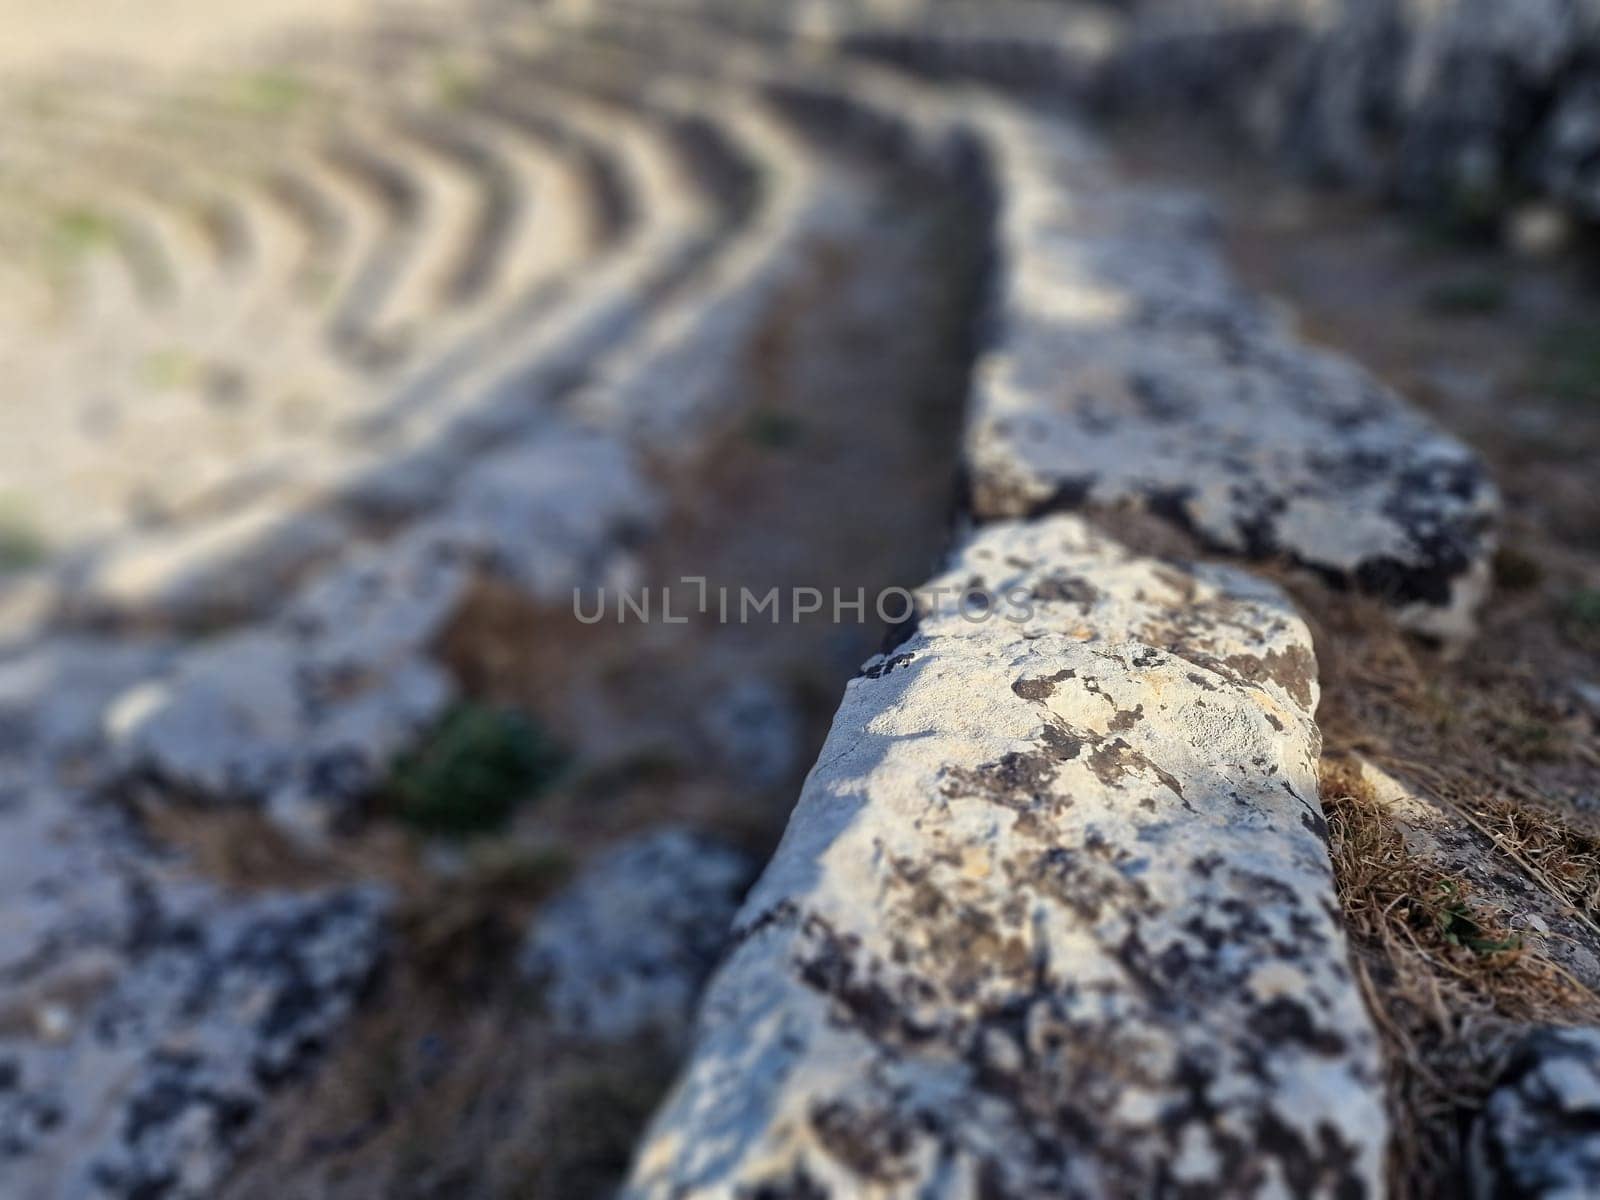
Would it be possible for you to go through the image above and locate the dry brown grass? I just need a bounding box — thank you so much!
[1267,570,1600,1198]
[1265,550,1600,1194]
[1320,751,1600,1195]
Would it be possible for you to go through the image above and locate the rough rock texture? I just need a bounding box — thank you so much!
[521,828,755,1045]
[0,637,390,1200]
[1471,1027,1600,1200]
[626,515,1387,1198]
[73,508,351,631]
[964,101,1497,638]
[700,679,806,788]
[0,887,387,1200]
[442,424,658,601]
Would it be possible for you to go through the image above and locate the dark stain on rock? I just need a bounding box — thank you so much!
[1011,668,1075,702]
[1086,736,1185,801]
[1029,571,1101,609]
[1249,995,1348,1057]
[809,1100,915,1184]
[1224,645,1316,711]
[1107,704,1145,732]
[738,1167,831,1200]
[862,651,916,680]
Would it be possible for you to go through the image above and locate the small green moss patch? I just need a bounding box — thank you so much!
[231,70,308,116]
[746,409,803,449]
[390,705,566,836]
[1419,274,1508,317]
[0,497,46,571]
[1530,323,1600,408]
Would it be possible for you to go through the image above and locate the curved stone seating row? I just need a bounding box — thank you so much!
[92,31,856,837]
[0,26,637,563]
[633,0,1600,231]
[960,98,1498,639]
[8,57,722,628]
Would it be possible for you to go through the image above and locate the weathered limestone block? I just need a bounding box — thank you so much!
[521,828,755,1044]
[0,638,173,772]
[967,107,1497,637]
[281,528,475,678]
[1471,1027,1600,1200]
[626,515,1387,1198]
[102,526,470,833]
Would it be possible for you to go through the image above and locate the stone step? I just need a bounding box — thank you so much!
[594,0,1501,640]
[0,36,700,599]
[626,514,1388,1197]
[520,827,756,1046]
[956,98,1498,639]
[91,31,880,831]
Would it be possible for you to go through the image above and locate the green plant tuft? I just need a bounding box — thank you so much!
[391,705,566,836]
[53,207,113,255]
[1562,587,1600,651]
[746,409,803,449]
[232,70,307,117]
[0,497,46,572]
[1530,323,1600,408]
[432,57,481,108]
[140,348,201,390]
[1419,274,1508,317]
[1426,880,1521,956]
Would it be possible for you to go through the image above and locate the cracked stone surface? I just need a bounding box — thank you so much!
[1471,1027,1600,1200]
[626,514,1387,1198]
[964,104,1497,638]
[521,828,755,1045]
